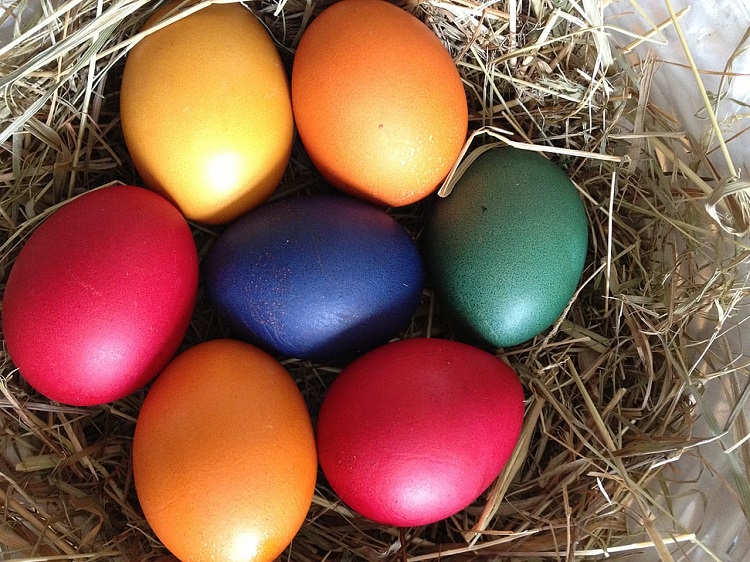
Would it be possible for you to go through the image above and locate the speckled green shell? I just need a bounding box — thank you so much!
[424,147,588,348]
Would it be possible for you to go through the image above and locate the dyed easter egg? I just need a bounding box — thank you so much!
[133,339,317,562]
[1,186,198,405]
[120,1,293,224]
[291,0,468,207]
[424,147,588,348]
[204,195,424,362]
[316,337,525,526]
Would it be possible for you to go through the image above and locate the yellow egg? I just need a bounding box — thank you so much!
[120,1,293,224]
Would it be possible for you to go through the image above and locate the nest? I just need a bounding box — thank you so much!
[1,0,750,560]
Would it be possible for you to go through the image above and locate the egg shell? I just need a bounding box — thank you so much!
[291,0,468,207]
[120,1,293,224]
[132,339,317,562]
[424,147,588,348]
[1,186,198,406]
[316,337,525,527]
[204,195,424,362]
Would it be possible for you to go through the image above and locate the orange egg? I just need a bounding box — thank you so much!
[291,0,468,207]
[120,1,293,224]
[132,340,317,562]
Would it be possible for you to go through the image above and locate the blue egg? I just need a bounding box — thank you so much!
[204,195,424,362]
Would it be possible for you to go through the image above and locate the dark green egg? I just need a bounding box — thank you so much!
[424,146,588,348]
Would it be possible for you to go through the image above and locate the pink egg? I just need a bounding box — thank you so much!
[316,338,525,527]
[2,185,198,406]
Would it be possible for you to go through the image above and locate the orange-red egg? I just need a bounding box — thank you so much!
[291,0,468,207]
[120,1,293,224]
[132,340,317,562]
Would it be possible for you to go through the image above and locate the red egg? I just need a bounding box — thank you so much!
[1,186,198,405]
[316,338,525,527]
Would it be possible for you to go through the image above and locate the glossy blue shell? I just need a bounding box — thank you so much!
[205,195,424,362]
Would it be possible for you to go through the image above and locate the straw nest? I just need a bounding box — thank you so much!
[1,0,749,560]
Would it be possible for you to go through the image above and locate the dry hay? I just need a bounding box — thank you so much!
[1,0,750,560]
